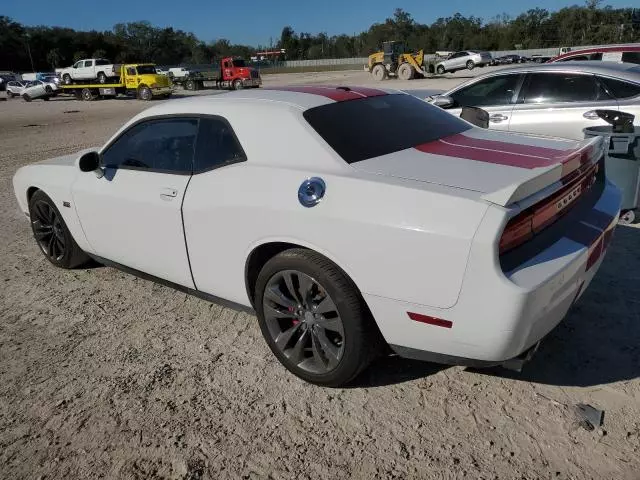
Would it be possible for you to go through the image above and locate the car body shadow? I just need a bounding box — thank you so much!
[350,355,448,388]
[474,224,640,387]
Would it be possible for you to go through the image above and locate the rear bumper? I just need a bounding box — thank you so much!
[366,179,622,365]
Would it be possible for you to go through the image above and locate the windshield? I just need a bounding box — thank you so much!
[136,65,157,75]
[303,93,471,164]
[232,59,246,68]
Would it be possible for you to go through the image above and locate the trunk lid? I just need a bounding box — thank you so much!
[350,129,603,207]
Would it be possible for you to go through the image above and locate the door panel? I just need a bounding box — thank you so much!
[73,170,194,287]
[447,73,522,131]
[509,72,618,140]
[72,117,199,287]
[508,102,616,139]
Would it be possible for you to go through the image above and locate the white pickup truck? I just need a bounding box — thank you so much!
[58,59,118,85]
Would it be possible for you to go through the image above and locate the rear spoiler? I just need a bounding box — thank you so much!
[481,136,604,207]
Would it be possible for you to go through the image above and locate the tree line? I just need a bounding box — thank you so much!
[1,2,639,72]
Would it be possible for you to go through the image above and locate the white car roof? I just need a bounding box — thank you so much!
[136,86,403,119]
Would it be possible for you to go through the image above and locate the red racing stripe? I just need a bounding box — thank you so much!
[416,133,599,172]
[264,85,387,102]
[415,139,557,169]
[444,133,567,158]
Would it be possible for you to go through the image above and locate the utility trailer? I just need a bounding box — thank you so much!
[58,64,172,101]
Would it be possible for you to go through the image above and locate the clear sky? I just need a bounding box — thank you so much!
[3,0,634,46]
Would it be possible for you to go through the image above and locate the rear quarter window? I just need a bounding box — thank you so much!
[599,76,640,99]
[303,94,471,164]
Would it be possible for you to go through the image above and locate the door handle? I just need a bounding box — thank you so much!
[489,114,509,123]
[583,110,600,120]
[160,187,178,200]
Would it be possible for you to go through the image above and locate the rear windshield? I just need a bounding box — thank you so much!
[303,93,471,163]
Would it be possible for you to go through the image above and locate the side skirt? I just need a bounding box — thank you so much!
[88,254,255,315]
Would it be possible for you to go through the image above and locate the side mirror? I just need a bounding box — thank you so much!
[78,151,104,177]
[432,95,454,109]
[460,106,490,129]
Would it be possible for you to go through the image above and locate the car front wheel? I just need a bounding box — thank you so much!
[255,248,383,387]
[466,60,475,70]
[28,190,89,269]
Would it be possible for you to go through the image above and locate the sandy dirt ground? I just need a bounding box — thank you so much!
[1,69,639,480]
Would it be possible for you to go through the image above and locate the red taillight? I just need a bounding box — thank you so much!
[499,213,533,254]
[499,162,599,255]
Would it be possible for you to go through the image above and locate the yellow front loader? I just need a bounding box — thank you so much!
[367,41,435,81]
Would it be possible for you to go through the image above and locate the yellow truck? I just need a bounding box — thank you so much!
[58,63,172,101]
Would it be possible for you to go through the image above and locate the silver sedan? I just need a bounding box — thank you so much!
[435,51,493,74]
[429,62,640,140]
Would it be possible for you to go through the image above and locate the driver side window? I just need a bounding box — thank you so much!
[450,74,522,107]
[101,118,198,174]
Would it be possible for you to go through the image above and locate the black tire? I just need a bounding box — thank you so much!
[97,72,107,84]
[81,88,94,101]
[371,64,387,81]
[398,63,414,81]
[28,190,89,269]
[233,79,243,90]
[23,94,32,102]
[436,65,446,75]
[137,86,152,101]
[466,60,475,70]
[63,74,71,85]
[8,92,15,98]
[255,248,384,387]
[185,79,195,91]
[43,96,50,101]
[45,85,52,93]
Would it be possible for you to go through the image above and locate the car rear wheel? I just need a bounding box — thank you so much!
[63,74,71,85]
[255,248,383,387]
[97,72,107,84]
[436,65,446,75]
[466,60,475,70]
[43,96,50,101]
[23,94,32,102]
[28,190,89,269]
[371,64,387,81]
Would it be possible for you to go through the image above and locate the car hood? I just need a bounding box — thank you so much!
[350,128,602,207]
[37,147,99,167]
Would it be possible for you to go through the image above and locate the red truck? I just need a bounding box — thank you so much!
[169,57,262,91]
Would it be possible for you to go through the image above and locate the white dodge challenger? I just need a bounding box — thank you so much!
[13,86,622,386]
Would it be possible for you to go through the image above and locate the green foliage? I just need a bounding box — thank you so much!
[1,4,639,71]
[275,5,639,59]
[0,17,256,71]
